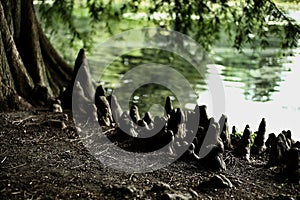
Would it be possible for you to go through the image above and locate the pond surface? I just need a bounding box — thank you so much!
[73,11,300,140]
[85,11,300,141]
[211,48,300,141]
[218,10,300,140]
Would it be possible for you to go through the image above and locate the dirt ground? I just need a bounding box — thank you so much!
[0,111,299,199]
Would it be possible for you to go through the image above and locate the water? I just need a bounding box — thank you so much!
[83,10,300,141]
[88,37,300,142]
[33,2,300,141]
[213,10,300,140]
[203,49,300,141]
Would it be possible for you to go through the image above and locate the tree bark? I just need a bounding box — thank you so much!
[0,0,73,111]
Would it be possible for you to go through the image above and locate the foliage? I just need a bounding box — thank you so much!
[231,131,257,146]
[35,0,300,51]
[276,0,299,3]
[231,131,243,144]
[251,132,257,146]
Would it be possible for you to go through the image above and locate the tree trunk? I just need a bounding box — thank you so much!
[0,0,73,111]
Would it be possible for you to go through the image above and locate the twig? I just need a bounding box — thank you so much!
[102,128,116,135]
[11,163,26,169]
[21,135,43,143]
[129,174,134,180]
[1,156,7,163]
[98,154,117,160]
[11,191,22,195]
[82,119,89,128]
[67,128,115,142]
[36,167,43,173]
[23,122,40,126]
[94,147,110,156]
[12,116,36,125]
[71,164,85,169]
[168,175,174,184]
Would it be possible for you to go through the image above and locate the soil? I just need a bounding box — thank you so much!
[0,111,299,199]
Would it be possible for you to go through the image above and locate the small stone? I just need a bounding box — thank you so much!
[188,188,198,198]
[162,192,192,200]
[50,98,63,113]
[128,127,138,137]
[42,120,66,129]
[199,174,233,189]
[129,174,138,182]
[110,184,136,197]
[62,114,69,121]
[276,194,296,200]
[151,182,171,193]
[52,103,63,113]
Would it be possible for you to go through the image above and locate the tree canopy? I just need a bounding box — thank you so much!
[36,0,300,51]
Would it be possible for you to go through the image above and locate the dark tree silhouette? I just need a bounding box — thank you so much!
[0,0,72,110]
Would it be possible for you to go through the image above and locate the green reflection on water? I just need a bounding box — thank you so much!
[89,47,207,115]
[88,34,290,115]
[214,49,290,102]
[37,3,293,115]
